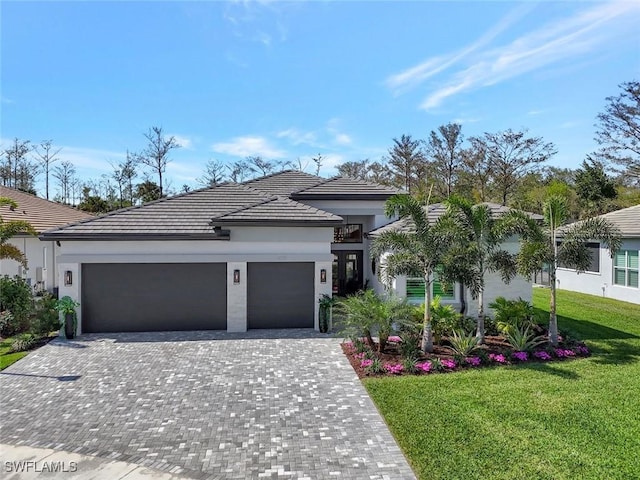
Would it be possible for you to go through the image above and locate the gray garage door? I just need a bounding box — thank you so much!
[82,263,227,333]
[247,262,314,329]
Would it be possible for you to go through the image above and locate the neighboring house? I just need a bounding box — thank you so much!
[40,171,400,334]
[0,186,94,293]
[556,204,640,304]
[368,203,543,318]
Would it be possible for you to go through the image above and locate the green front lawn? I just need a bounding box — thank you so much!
[0,337,29,370]
[365,289,640,480]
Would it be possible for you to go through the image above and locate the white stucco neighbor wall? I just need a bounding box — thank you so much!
[0,236,58,292]
[556,238,640,305]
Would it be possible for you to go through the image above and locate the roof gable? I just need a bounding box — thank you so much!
[564,204,640,237]
[0,186,94,233]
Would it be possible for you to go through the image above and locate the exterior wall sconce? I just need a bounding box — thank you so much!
[320,269,327,283]
[64,270,73,286]
[233,269,241,284]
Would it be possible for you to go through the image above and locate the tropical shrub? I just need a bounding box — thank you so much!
[398,332,421,360]
[11,333,36,353]
[336,290,413,352]
[402,357,419,374]
[412,296,469,343]
[504,325,546,352]
[0,276,33,336]
[30,294,60,336]
[489,296,537,335]
[447,330,481,357]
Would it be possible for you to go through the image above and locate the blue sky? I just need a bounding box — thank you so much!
[2,1,639,195]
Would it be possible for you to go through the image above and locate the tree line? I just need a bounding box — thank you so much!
[2,80,638,217]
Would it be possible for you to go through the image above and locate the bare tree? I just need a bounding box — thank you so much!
[368,161,394,186]
[110,153,137,209]
[33,140,61,199]
[135,126,180,197]
[1,138,38,193]
[337,159,370,180]
[198,159,227,187]
[474,129,556,205]
[291,157,310,173]
[311,153,324,176]
[227,160,253,183]
[427,123,464,198]
[247,156,274,177]
[386,134,427,193]
[462,139,493,202]
[595,80,640,182]
[53,161,76,204]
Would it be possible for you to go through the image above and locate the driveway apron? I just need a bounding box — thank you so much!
[0,331,415,479]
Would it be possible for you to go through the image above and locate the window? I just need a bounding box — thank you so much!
[613,250,639,288]
[406,273,455,303]
[557,242,600,273]
[333,224,362,243]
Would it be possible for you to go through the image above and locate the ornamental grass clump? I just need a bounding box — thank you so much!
[447,330,481,357]
[505,325,546,352]
[365,358,386,374]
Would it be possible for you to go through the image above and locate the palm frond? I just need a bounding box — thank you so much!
[0,243,28,267]
[543,195,568,230]
[0,220,38,242]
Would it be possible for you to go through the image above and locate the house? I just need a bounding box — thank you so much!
[367,202,543,318]
[0,186,94,293]
[40,171,400,334]
[556,204,639,304]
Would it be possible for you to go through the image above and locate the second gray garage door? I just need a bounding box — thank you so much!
[247,262,314,329]
[82,263,227,333]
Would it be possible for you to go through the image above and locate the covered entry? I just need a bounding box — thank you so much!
[247,262,315,329]
[81,263,227,333]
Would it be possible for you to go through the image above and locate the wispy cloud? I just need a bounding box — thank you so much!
[212,135,286,159]
[1,96,14,104]
[170,134,193,149]
[276,128,317,146]
[223,0,289,49]
[387,1,640,110]
[386,3,534,95]
[326,118,353,146]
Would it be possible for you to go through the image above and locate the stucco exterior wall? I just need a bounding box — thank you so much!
[0,236,57,292]
[54,225,336,335]
[556,238,640,304]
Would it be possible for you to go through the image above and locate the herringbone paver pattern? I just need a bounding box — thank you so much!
[0,330,415,479]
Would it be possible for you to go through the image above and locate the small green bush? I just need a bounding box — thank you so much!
[489,296,536,335]
[11,333,36,353]
[0,276,33,336]
[402,357,419,374]
[398,332,421,360]
[365,357,386,374]
[30,294,60,336]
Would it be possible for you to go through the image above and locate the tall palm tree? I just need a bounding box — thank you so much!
[443,196,535,343]
[371,194,458,352]
[0,197,37,268]
[516,195,621,345]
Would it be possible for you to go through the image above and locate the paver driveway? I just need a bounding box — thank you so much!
[0,330,415,479]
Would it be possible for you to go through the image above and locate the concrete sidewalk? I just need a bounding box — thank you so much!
[0,444,192,480]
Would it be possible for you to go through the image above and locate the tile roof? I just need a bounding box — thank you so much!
[41,183,343,239]
[242,170,324,196]
[563,204,640,237]
[0,186,94,233]
[291,176,402,200]
[41,170,402,239]
[369,202,542,236]
[213,196,342,225]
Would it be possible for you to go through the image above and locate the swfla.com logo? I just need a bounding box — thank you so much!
[4,460,78,473]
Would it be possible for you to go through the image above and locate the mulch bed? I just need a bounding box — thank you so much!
[342,334,590,379]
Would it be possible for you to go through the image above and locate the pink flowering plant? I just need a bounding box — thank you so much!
[465,356,482,367]
[489,353,507,364]
[512,351,529,362]
[384,363,404,374]
[533,350,552,361]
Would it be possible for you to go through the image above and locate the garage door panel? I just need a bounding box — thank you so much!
[82,263,227,333]
[247,262,314,329]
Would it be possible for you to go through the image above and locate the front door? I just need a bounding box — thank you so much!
[332,251,363,297]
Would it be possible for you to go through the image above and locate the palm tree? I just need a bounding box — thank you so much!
[0,197,37,267]
[516,195,621,345]
[371,194,458,352]
[443,196,536,343]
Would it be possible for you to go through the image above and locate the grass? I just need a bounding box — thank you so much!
[0,336,29,370]
[364,289,640,480]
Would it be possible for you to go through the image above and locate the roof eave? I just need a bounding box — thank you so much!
[290,193,396,201]
[38,232,231,241]
[211,219,343,227]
